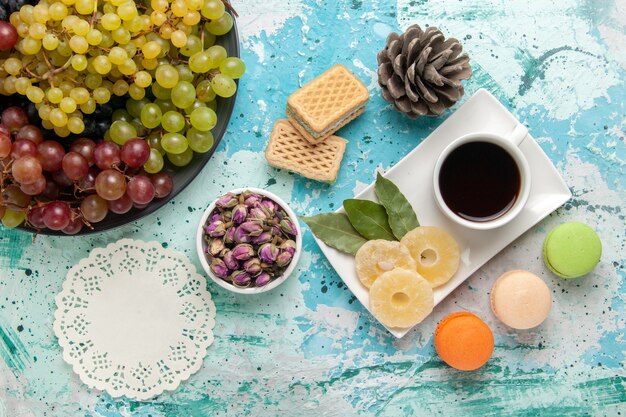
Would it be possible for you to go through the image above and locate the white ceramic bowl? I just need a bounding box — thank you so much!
[196,187,302,294]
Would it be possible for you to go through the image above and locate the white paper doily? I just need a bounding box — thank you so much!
[53,239,216,400]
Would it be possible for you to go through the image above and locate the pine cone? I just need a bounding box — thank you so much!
[377,24,472,117]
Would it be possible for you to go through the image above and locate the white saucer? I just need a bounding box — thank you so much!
[313,89,571,338]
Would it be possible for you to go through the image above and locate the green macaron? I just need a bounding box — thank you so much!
[542,222,602,278]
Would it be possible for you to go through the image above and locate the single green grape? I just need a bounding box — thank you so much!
[195,80,216,102]
[186,127,214,153]
[152,83,172,100]
[189,107,217,132]
[2,209,25,228]
[176,64,194,82]
[161,133,188,154]
[206,45,227,68]
[180,35,201,57]
[188,52,211,73]
[155,65,179,89]
[144,148,164,174]
[219,57,246,79]
[154,98,176,114]
[167,147,193,167]
[204,13,233,36]
[140,103,163,129]
[171,81,196,109]
[161,111,186,133]
[131,118,149,138]
[211,74,237,98]
[109,120,138,145]
[200,0,225,19]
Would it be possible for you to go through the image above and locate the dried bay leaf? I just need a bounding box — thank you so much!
[374,172,419,239]
[300,213,368,255]
[343,199,396,241]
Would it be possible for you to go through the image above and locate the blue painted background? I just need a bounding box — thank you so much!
[0,0,624,415]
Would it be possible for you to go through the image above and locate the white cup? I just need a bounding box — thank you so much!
[433,124,531,230]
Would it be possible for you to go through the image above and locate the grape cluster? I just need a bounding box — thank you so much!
[1,0,243,140]
[0,106,173,234]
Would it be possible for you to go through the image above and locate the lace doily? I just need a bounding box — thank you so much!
[53,239,216,400]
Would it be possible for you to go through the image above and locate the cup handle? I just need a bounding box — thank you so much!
[508,123,529,146]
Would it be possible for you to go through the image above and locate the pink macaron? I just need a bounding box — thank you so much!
[490,270,552,329]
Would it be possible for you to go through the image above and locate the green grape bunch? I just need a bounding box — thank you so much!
[0,0,245,149]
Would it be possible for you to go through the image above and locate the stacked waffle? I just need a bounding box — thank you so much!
[265,65,369,182]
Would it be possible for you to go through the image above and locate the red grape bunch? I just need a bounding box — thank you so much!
[0,106,173,234]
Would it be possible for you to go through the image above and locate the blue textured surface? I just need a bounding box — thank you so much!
[1,0,625,415]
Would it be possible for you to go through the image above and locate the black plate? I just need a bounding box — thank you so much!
[25,15,240,236]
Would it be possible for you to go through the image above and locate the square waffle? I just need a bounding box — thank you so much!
[265,120,347,182]
[286,64,369,144]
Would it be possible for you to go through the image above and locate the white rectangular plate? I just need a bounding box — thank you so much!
[313,89,571,338]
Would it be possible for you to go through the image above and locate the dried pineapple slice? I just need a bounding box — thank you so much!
[400,226,460,288]
[355,240,417,288]
[369,269,434,328]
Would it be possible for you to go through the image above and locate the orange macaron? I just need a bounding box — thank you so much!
[434,312,494,371]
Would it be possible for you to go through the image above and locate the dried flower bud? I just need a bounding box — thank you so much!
[232,243,254,261]
[206,220,226,237]
[255,272,271,287]
[231,270,251,287]
[259,243,279,264]
[210,213,221,222]
[276,250,294,267]
[215,193,238,209]
[261,199,278,213]
[234,226,252,243]
[251,231,272,245]
[222,250,239,270]
[231,204,247,224]
[239,221,263,237]
[210,258,229,279]
[279,218,297,236]
[249,207,267,221]
[220,227,234,244]
[244,193,262,207]
[243,258,262,276]
[208,238,225,256]
[280,239,297,256]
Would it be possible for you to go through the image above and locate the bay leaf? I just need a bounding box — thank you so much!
[299,213,368,255]
[374,172,419,239]
[343,199,396,241]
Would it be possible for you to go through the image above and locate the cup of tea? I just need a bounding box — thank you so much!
[433,124,531,230]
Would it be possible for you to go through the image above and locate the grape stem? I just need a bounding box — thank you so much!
[90,0,99,27]
[221,0,239,17]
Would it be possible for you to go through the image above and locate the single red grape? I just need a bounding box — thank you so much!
[80,194,108,223]
[0,22,18,51]
[151,172,174,198]
[62,216,83,235]
[0,124,10,136]
[93,141,121,170]
[108,193,133,214]
[95,169,126,201]
[42,201,71,230]
[12,156,43,185]
[126,175,155,205]
[1,107,29,133]
[11,140,38,159]
[62,152,89,180]
[42,180,60,200]
[70,138,96,166]
[121,138,150,169]
[38,141,65,172]
[20,174,46,195]
[27,206,46,229]
[16,125,44,145]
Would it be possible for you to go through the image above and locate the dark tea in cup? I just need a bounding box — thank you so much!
[438,141,521,222]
